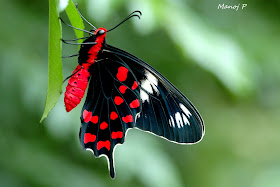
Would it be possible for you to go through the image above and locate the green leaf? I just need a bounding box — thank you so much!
[41,0,85,122]
[65,0,84,44]
[40,0,63,122]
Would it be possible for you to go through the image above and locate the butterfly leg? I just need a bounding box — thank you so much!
[62,54,79,58]
[61,37,89,41]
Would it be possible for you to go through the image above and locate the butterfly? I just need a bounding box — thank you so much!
[61,8,204,178]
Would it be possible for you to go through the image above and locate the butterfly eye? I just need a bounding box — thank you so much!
[97,29,105,35]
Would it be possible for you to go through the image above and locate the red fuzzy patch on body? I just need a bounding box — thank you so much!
[129,99,140,108]
[83,110,92,123]
[119,85,127,94]
[97,140,110,151]
[111,131,123,139]
[114,96,124,105]
[100,122,108,130]
[132,81,138,90]
[90,116,99,124]
[84,133,96,144]
[122,115,133,123]
[117,67,129,82]
[110,111,118,120]
[85,28,107,66]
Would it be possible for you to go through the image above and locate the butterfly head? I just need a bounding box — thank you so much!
[95,28,107,36]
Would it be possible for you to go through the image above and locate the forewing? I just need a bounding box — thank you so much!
[79,60,141,178]
[103,45,205,144]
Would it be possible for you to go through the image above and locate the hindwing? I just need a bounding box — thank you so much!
[79,59,141,178]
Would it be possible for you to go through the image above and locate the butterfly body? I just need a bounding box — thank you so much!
[62,11,204,178]
[64,28,107,112]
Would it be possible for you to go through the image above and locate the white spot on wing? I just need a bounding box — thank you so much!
[169,116,175,128]
[182,114,190,126]
[175,112,183,128]
[179,103,192,117]
[145,70,158,86]
[142,70,159,95]
[141,79,153,94]
[140,89,149,103]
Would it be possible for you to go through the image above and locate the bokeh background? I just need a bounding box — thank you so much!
[1,0,280,186]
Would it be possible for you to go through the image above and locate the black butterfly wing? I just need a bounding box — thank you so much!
[80,44,204,178]
[102,45,205,144]
[79,59,141,178]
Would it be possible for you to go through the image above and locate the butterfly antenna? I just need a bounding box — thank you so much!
[75,4,97,31]
[59,17,95,35]
[107,10,142,32]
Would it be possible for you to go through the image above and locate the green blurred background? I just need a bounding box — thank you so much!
[1,0,280,186]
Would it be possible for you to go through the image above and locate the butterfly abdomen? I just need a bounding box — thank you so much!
[64,65,90,112]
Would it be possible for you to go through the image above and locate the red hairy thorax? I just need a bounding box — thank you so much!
[83,28,107,68]
[64,28,107,112]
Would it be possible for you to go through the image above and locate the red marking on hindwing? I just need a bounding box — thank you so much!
[110,111,118,120]
[122,115,133,123]
[100,122,108,130]
[111,131,123,139]
[84,133,96,144]
[119,85,127,94]
[90,116,99,124]
[117,67,129,82]
[132,81,138,90]
[129,99,140,108]
[97,140,110,151]
[83,110,92,123]
[114,96,124,105]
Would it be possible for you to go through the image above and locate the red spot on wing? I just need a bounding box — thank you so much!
[116,67,129,82]
[111,131,123,139]
[122,115,133,123]
[132,81,138,90]
[119,85,127,94]
[84,133,96,144]
[97,140,111,150]
[90,116,99,124]
[110,111,118,120]
[100,122,108,130]
[129,99,140,108]
[83,110,92,123]
[114,96,124,105]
